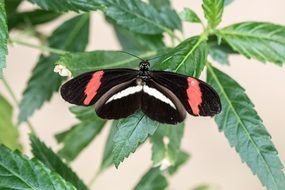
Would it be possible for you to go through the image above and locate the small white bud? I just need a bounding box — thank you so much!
[163,137,170,145]
[159,158,172,170]
[54,65,72,77]
[42,50,50,57]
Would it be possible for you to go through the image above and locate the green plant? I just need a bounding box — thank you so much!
[0,0,284,190]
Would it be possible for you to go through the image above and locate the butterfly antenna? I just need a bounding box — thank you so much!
[118,51,145,61]
[148,52,186,61]
[148,51,174,61]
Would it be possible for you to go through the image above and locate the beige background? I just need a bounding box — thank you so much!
[1,0,285,189]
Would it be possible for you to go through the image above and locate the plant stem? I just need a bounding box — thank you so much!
[2,77,37,135]
[10,38,68,55]
[88,169,102,187]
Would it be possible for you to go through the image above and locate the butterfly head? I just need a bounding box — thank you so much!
[139,60,150,72]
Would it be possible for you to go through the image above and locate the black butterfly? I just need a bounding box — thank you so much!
[60,59,221,124]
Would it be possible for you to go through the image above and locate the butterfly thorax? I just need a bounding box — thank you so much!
[138,60,150,82]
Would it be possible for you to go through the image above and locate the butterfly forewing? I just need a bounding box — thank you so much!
[149,71,221,116]
[60,69,138,106]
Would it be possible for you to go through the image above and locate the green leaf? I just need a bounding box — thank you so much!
[150,0,182,31]
[5,0,22,13]
[167,150,190,175]
[28,0,104,12]
[99,121,118,173]
[159,7,182,31]
[192,185,212,190]
[151,123,184,167]
[208,42,231,65]
[0,95,21,150]
[18,14,90,123]
[180,8,201,23]
[134,167,168,190]
[207,64,285,190]
[48,14,90,51]
[208,35,237,65]
[56,106,106,161]
[148,0,170,10]
[18,55,63,123]
[5,0,22,12]
[218,22,285,64]
[113,25,164,51]
[202,0,224,29]
[0,145,76,190]
[0,0,8,78]
[56,50,157,76]
[224,0,234,6]
[107,15,165,51]
[8,9,61,30]
[112,112,159,167]
[153,36,208,77]
[105,0,180,35]
[209,46,229,65]
[148,0,182,32]
[30,135,89,190]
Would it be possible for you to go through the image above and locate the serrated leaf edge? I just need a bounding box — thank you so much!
[206,63,282,188]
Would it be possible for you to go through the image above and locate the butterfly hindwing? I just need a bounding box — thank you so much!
[95,80,142,119]
[141,79,186,124]
[149,71,221,116]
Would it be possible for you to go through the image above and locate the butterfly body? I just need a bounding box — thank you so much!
[60,60,221,124]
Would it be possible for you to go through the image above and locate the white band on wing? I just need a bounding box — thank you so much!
[143,85,176,109]
[106,85,143,103]
[106,85,176,110]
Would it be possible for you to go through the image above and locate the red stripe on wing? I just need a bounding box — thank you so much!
[84,71,104,105]
[187,78,202,115]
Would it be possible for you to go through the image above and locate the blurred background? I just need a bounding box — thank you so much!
[1,0,285,189]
